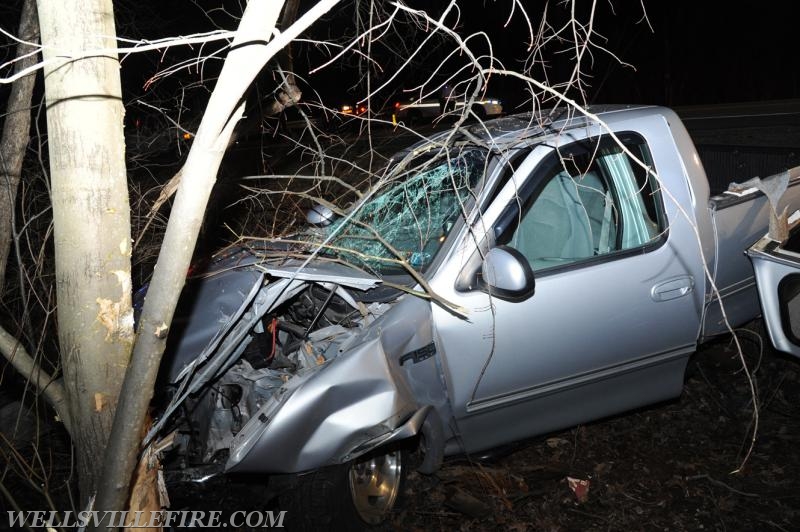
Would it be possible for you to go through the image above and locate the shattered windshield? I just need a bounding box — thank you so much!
[325,147,488,276]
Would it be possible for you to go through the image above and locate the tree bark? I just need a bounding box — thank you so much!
[0,0,39,293]
[96,0,341,521]
[95,0,286,519]
[36,0,133,501]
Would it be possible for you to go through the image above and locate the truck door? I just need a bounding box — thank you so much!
[430,131,707,453]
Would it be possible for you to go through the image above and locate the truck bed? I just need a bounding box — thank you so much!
[702,164,800,339]
[697,144,800,196]
[678,99,800,197]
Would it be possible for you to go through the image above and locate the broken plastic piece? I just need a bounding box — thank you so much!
[729,172,790,242]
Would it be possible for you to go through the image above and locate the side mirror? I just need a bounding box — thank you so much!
[481,246,535,301]
[306,203,337,227]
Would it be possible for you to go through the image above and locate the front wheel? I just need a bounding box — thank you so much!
[282,447,406,531]
[349,448,404,525]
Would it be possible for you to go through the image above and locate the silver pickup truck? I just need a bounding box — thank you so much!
[145,105,800,530]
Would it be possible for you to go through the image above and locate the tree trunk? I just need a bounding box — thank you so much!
[0,0,39,293]
[36,0,133,501]
[96,0,290,518]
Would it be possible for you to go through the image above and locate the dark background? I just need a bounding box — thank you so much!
[99,1,800,115]
[1,2,798,111]
[590,2,799,106]
[0,0,800,110]
[453,1,800,109]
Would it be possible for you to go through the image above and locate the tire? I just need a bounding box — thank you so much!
[282,446,406,531]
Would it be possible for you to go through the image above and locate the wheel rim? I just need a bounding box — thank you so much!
[348,450,402,525]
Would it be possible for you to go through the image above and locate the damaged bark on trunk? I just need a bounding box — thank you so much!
[36,0,134,500]
[95,0,303,519]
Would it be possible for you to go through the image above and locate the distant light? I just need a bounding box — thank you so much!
[341,105,353,114]
[182,132,192,140]
[394,101,401,109]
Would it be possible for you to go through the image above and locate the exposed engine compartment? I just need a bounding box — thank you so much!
[155,273,392,468]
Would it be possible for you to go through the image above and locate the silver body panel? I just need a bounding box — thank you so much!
[429,110,706,453]
[748,231,800,357]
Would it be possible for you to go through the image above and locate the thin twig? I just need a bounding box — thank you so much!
[686,474,760,498]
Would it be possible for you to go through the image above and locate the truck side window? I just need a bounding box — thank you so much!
[506,135,662,272]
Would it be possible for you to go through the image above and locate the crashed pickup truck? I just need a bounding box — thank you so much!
[144,105,800,529]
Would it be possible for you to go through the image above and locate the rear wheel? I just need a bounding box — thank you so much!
[282,447,406,531]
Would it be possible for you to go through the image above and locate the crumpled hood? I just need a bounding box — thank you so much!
[259,261,381,290]
[161,254,382,384]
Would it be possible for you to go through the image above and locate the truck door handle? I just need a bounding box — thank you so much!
[651,276,694,302]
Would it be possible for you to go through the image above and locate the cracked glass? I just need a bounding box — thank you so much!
[327,148,488,276]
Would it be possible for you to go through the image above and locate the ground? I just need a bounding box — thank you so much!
[5,323,798,531]
[377,330,800,532]
[152,324,800,531]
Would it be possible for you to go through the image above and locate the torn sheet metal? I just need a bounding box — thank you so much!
[729,167,800,242]
[225,293,436,473]
[257,263,382,290]
[146,262,383,447]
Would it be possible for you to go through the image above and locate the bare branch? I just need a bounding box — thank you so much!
[0,325,71,432]
[97,0,343,516]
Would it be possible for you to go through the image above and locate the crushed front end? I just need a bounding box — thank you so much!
[146,245,436,478]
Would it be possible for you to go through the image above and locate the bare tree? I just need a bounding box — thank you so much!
[4,1,764,529]
[0,0,38,293]
[97,0,343,516]
[34,0,135,500]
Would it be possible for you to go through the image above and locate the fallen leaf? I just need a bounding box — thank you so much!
[593,462,612,475]
[445,487,490,518]
[566,476,590,503]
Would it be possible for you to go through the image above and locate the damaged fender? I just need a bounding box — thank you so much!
[226,295,437,474]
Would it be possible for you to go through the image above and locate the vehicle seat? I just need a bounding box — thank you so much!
[512,172,594,270]
[575,172,616,254]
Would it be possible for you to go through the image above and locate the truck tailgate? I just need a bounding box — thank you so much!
[748,228,800,357]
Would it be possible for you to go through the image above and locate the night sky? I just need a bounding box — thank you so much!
[2,2,799,116]
[591,2,800,106]
[449,1,800,109]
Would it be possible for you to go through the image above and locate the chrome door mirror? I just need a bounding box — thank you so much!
[481,246,535,301]
[306,203,337,227]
